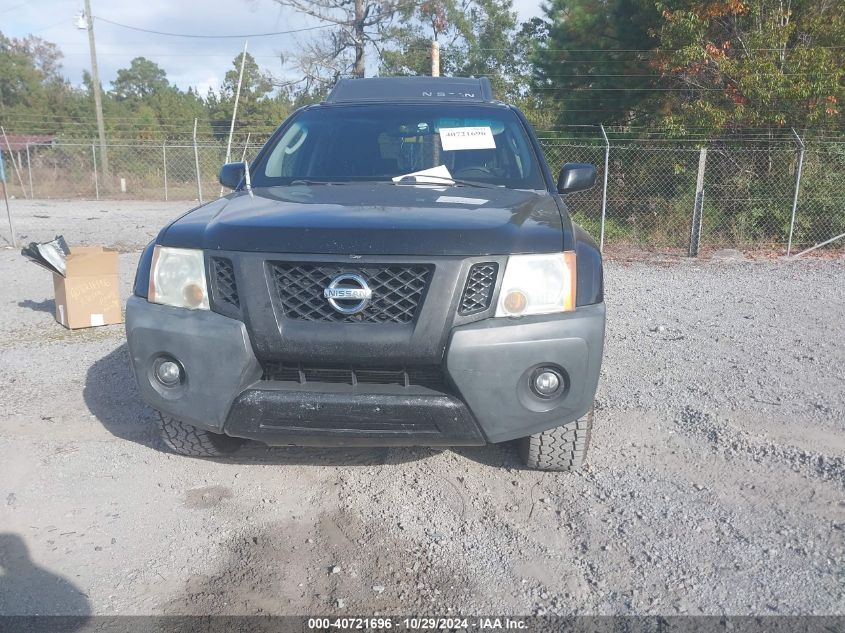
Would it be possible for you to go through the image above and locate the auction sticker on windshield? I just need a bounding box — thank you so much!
[439,126,496,151]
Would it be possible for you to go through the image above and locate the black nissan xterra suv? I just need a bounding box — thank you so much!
[126,77,605,471]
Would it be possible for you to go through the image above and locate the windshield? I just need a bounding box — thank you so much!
[252,104,546,190]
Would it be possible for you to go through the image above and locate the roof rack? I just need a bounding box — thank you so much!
[325,77,495,104]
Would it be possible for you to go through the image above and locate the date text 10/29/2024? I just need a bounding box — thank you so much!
[307,617,527,630]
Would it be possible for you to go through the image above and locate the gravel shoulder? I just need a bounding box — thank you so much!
[0,242,843,616]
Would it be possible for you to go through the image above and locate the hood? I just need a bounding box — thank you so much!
[161,183,566,256]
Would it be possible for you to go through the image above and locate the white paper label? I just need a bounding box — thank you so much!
[90,313,105,327]
[392,165,453,184]
[436,195,488,205]
[439,127,496,151]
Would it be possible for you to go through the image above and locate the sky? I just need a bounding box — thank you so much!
[1,0,545,94]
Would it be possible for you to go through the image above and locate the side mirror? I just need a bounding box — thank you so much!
[219,162,245,190]
[557,163,597,194]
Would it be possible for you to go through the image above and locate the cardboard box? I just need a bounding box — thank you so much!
[52,247,122,329]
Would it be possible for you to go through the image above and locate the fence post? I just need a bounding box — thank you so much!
[688,147,707,257]
[599,124,610,252]
[162,141,168,202]
[1,151,16,247]
[91,144,100,201]
[787,128,805,256]
[1,126,27,199]
[193,118,204,204]
[25,143,34,198]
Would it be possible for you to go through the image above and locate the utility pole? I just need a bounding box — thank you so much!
[431,40,441,166]
[84,0,109,181]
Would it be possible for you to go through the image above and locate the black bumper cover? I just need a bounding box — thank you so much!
[126,297,604,446]
[225,386,485,446]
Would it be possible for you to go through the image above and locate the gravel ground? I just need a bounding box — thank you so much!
[2,198,194,250]
[0,202,843,617]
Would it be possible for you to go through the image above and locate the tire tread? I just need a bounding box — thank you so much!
[518,407,593,471]
[156,413,243,457]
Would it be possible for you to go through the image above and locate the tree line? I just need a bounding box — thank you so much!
[1,0,842,141]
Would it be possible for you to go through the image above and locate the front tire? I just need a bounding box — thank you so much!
[518,407,593,471]
[156,413,245,457]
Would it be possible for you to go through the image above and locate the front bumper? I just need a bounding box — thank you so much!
[125,296,604,445]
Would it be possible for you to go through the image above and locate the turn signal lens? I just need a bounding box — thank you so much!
[183,283,206,307]
[503,290,528,315]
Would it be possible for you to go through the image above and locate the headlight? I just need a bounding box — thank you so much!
[148,246,209,310]
[495,252,576,317]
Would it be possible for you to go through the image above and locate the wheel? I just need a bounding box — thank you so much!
[156,413,245,457]
[518,407,593,471]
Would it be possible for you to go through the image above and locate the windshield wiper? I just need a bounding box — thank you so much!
[289,176,500,189]
[394,175,500,189]
[290,179,349,186]
[290,179,404,186]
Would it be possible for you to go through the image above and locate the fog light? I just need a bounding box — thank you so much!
[155,359,182,386]
[532,368,562,398]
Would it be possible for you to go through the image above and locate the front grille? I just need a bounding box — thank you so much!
[268,262,431,324]
[211,257,239,309]
[459,262,498,315]
[262,362,446,390]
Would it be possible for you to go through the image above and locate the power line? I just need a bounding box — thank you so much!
[92,15,340,39]
[82,18,845,50]
[54,51,288,59]
[30,17,70,33]
[0,0,41,14]
[470,45,845,52]
[535,87,728,91]
[538,72,834,78]
[8,118,827,133]
[371,42,845,52]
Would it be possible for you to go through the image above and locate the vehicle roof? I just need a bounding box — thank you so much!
[325,77,496,104]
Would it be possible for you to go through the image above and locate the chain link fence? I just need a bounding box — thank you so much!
[1,139,264,202]
[540,131,845,256]
[797,142,845,251]
[2,131,843,256]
